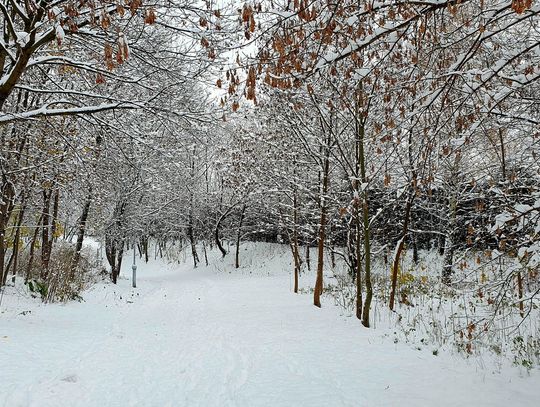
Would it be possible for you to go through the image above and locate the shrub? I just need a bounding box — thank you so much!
[21,243,95,303]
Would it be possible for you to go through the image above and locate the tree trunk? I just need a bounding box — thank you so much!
[330,233,336,269]
[114,246,124,284]
[498,128,507,181]
[215,205,236,258]
[143,237,149,263]
[292,204,301,294]
[235,204,246,269]
[40,188,59,279]
[389,123,419,311]
[291,158,301,293]
[360,196,372,328]
[305,243,310,271]
[6,199,26,280]
[69,195,92,278]
[40,189,52,277]
[188,224,199,268]
[314,134,331,308]
[215,222,227,258]
[442,194,457,284]
[389,195,414,311]
[105,233,117,283]
[442,233,454,284]
[355,214,363,321]
[356,114,372,328]
[517,271,524,318]
[313,209,327,308]
[353,94,372,327]
[107,237,125,285]
[202,241,209,266]
[214,210,227,257]
[412,232,419,264]
[26,214,43,282]
[0,177,15,286]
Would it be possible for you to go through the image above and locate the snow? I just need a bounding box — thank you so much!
[450,136,466,148]
[56,25,65,45]
[51,6,62,18]
[0,102,138,124]
[1,243,538,407]
[15,32,29,47]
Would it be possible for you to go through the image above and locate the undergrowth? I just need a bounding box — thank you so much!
[323,249,540,371]
[21,243,97,303]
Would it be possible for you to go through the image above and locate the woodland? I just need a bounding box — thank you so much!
[1,0,540,374]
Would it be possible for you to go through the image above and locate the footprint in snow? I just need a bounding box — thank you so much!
[61,374,78,383]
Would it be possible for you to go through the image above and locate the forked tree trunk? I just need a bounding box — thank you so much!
[354,99,372,327]
[389,195,414,311]
[281,203,302,294]
[106,236,125,285]
[389,128,418,311]
[215,202,240,259]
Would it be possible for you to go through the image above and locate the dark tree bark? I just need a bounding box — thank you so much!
[389,195,414,311]
[215,221,227,258]
[305,243,310,272]
[291,193,301,293]
[389,128,419,311]
[214,203,238,258]
[6,197,26,281]
[0,176,15,286]
[235,204,246,269]
[202,241,209,266]
[105,201,127,284]
[25,214,43,282]
[188,224,199,268]
[142,236,149,263]
[40,188,59,279]
[69,194,92,278]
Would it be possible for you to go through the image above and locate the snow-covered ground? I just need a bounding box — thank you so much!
[1,243,538,407]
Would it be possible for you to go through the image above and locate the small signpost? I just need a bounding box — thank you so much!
[132,243,137,288]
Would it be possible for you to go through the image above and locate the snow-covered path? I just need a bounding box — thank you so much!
[1,253,538,407]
